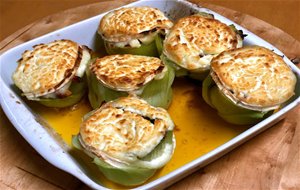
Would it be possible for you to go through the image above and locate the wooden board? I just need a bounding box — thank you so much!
[0,1,299,189]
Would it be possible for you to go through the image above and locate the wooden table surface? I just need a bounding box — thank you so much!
[1,0,300,190]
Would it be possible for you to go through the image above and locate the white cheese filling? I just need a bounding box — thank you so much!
[75,47,91,77]
[110,29,166,48]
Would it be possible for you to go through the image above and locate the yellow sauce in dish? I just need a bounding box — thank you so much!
[31,78,247,189]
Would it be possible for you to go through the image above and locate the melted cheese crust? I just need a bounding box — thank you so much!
[90,54,164,91]
[211,46,297,111]
[163,14,241,71]
[41,47,91,99]
[80,96,174,164]
[98,6,173,43]
[12,39,81,100]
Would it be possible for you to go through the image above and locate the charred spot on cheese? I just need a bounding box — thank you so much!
[90,54,165,91]
[79,96,174,164]
[12,39,91,100]
[98,7,173,48]
[163,14,243,72]
[210,46,297,111]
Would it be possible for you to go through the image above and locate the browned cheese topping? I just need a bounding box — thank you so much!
[98,6,173,42]
[164,14,241,71]
[12,40,81,99]
[90,54,164,91]
[211,46,297,111]
[79,96,174,163]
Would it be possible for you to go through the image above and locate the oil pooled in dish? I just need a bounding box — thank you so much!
[31,78,246,189]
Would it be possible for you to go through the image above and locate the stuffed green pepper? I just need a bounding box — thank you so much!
[72,96,176,186]
[87,54,175,109]
[98,6,173,57]
[202,46,297,125]
[12,39,91,108]
[162,13,243,80]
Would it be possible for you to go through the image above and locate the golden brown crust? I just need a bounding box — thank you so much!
[90,54,164,91]
[12,39,81,99]
[163,14,241,71]
[98,6,173,42]
[211,46,297,111]
[79,96,174,163]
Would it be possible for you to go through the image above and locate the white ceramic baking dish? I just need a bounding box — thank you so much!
[0,0,299,189]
